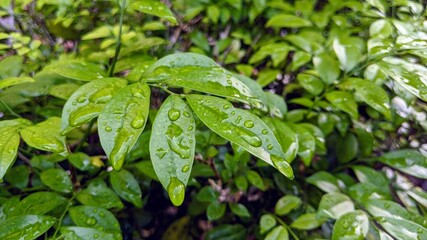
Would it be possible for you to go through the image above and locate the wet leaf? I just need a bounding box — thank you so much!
[143,53,263,108]
[317,193,355,221]
[291,124,315,166]
[98,83,150,171]
[352,166,389,190]
[229,203,250,218]
[49,83,81,100]
[60,226,116,240]
[40,168,73,193]
[68,152,100,172]
[0,215,55,240]
[363,199,416,223]
[61,78,127,134]
[336,132,358,163]
[14,192,66,216]
[306,171,340,193]
[207,201,226,221]
[370,19,393,38]
[260,214,277,234]
[0,77,35,90]
[274,195,302,216]
[377,217,427,240]
[266,14,312,28]
[377,149,427,179]
[40,59,106,81]
[291,213,321,230]
[76,180,124,209]
[206,224,246,240]
[348,182,391,202]
[4,164,28,189]
[297,73,324,96]
[109,169,142,208]
[325,91,359,119]
[150,95,195,206]
[264,92,287,118]
[263,118,298,163]
[130,0,177,25]
[351,78,391,119]
[69,206,121,233]
[266,226,288,240]
[246,170,265,190]
[331,210,369,240]
[20,117,67,154]
[196,186,219,203]
[333,37,362,72]
[187,94,293,179]
[313,52,341,85]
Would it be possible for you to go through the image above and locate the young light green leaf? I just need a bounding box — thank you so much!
[0,77,35,90]
[274,195,302,216]
[207,201,226,221]
[229,203,251,218]
[348,183,391,202]
[249,42,292,67]
[143,53,263,108]
[129,0,178,25]
[246,170,265,190]
[61,78,127,134]
[377,217,427,240]
[40,59,106,81]
[98,83,150,171]
[317,193,355,221]
[40,168,73,193]
[187,94,293,179]
[291,213,322,230]
[333,37,362,72]
[109,169,142,208]
[263,118,298,163]
[76,180,124,209]
[313,52,341,84]
[265,226,289,240]
[149,95,195,206]
[0,215,55,239]
[20,117,67,155]
[306,171,340,193]
[377,149,427,179]
[266,14,312,28]
[69,206,121,233]
[370,19,393,38]
[260,214,277,234]
[351,78,391,119]
[49,83,80,100]
[331,210,369,240]
[291,51,312,71]
[14,192,66,216]
[60,226,116,240]
[325,91,359,119]
[407,187,427,208]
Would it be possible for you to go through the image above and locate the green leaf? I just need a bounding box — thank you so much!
[205,224,246,240]
[313,52,341,84]
[110,169,142,208]
[0,77,35,90]
[291,124,315,166]
[246,170,265,190]
[363,199,415,223]
[61,78,127,134]
[274,195,302,216]
[407,187,427,208]
[40,60,107,81]
[263,118,298,163]
[229,203,251,218]
[0,215,55,240]
[196,186,219,203]
[207,5,220,24]
[336,133,358,163]
[129,0,177,25]
[351,78,391,119]
[76,180,124,209]
[265,226,288,240]
[325,91,359,119]
[317,193,355,221]
[98,83,150,170]
[0,119,32,180]
[377,217,427,240]
[143,53,263,108]
[348,183,391,202]
[15,192,66,215]
[161,216,191,240]
[291,213,321,230]
[370,19,393,38]
[149,95,195,206]
[187,94,293,178]
[290,51,312,71]
[260,214,277,234]
[40,168,73,193]
[297,73,324,96]
[20,117,67,154]
[4,165,29,189]
[68,152,100,172]
[207,201,226,221]
[249,42,292,67]
[0,197,20,221]
[0,56,23,79]
[69,206,121,233]
[60,226,116,240]
[49,83,81,100]
[306,171,340,193]
[264,92,287,118]
[377,150,427,179]
[266,14,312,28]
[133,160,158,180]
[352,166,389,190]
[332,37,362,72]
[331,210,369,240]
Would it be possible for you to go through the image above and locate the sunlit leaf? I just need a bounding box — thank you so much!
[129,0,178,25]
[317,193,355,221]
[0,77,35,90]
[69,206,121,234]
[266,14,312,28]
[331,210,369,240]
[377,149,427,179]
[0,215,55,239]
[274,195,302,216]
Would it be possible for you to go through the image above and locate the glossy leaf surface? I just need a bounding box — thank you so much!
[263,118,298,163]
[291,213,321,230]
[98,83,150,170]
[69,206,121,234]
[313,53,341,84]
[40,168,73,193]
[150,95,195,206]
[15,192,66,216]
[187,94,293,178]
[76,180,124,209]
[260,214,277,234]
[129,0,177,25]
[0,215,55,240]
[317,193,355,221]
[266,14,312,28]
[110,169,142,207]
[274,195,302,216]
[325,91,359,119]
[265,226,289,240]
[331,210,369,240]
[40,60,106,81]
[377,149,427,179]
[0,77,35,90]
[352,78,391,119]
[306,171,340,193]
[378,217,427,240]
[60,226,116,240]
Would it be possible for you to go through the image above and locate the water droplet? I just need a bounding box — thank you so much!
[105,126,112,132]
[342,221,350,229]
[235,116,242,124]
[271,155,293,178]
[267,144,273,150]
[156,148,167,159]
[183,111,190,117]
[93,233,100,239]
[99,212,105,217]
[417,228,424,234]
[231,111,236,115]
[262,129,268,135]
[182,165,190,172]
[168,108,180,121]
[167,177,185,206]
[77,95,87,103]
[86,217,97,225]
[131,88,145,99]
[223,104,230,109]
[187,126,193,131]
[72,102,77,106]
[244,120,254,128]
[241,135,262,147]
[226,79,232,85]
[131,115,145,129]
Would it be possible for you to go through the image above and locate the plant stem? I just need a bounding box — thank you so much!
[0,99,21,118]
[52,194,76,239]
[109,0,126,77]
[275,216,300,240]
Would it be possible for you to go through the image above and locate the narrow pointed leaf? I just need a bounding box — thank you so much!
[187,94,294,179]
[377,217,427,240]
[263,118,298,163]
[98,83,150,170]
[377,149,427,179]
[0,77,35,90]
[0,215,56,240]
[61,78,127,134]
[331,210,369,240]
[149,95,195,206]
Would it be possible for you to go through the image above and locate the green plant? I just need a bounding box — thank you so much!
[0,0,426,239]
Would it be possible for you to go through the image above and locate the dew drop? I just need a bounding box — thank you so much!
[168,108,180,121]
[417,228,424,234]
[72,102,77,106]
[99,212,105,217]
[183,111,190,117]
[267,144,273,150]
[86,217,97,225]
[241,135,262,147]
[223,104,230,109]
[76,95,87,103]
[105,126,112,132]
[271,155,293,178]
[93,234,99,239]
[167,177,185,206]
[235,116,242,124]
[182,165,190,172]
[226,79,232,85]
[187,126,193,131]
[231,111,236,115]
[131,115,145,129]
[244,120,254,128]
[156,148,167,159]
[262,129,268,135]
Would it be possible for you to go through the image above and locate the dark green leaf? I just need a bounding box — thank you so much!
[4,165,29,189]
[68,152,100,172]
[291,124,316,166]
[76,180,124,209]
[377,150,427,179]
[15,192,66,215]
[196,186,219,203]
[98,83,150,170]
[331,210,369,240]
[0,215,55,240]
[297,73,324,96]
[260,214,277,234]
[325,91,359,119]
[263,118,298,163]
[40,168,73,193]
[69,206,121,233]
[149,95,195,206]
[110,169,142,208]
[206,224,246,240]
[352,78,391,119]
[336,133,359,163]
[207,201,226,221]
[229,203,250,218]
